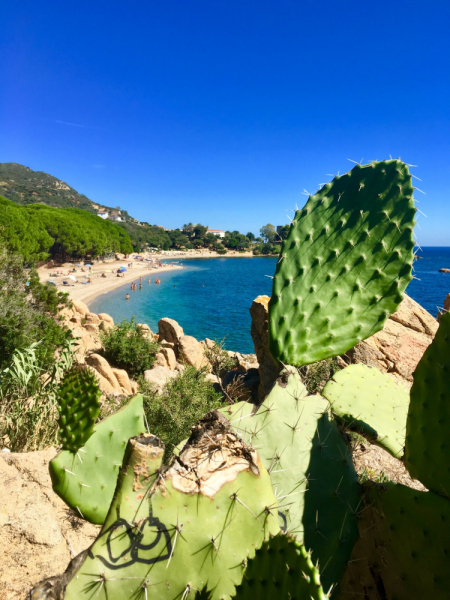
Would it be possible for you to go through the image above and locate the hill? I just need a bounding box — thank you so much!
[0,163,103,212]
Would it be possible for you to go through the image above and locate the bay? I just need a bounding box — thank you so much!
[89,248,450,354]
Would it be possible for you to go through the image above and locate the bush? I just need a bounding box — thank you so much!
[100,317,159,378]
[216,248,227,254]
[139,366,224,460]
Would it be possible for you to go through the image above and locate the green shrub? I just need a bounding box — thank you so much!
[139,366,224,460]
[100,317,159,378]
[298,357,342,395]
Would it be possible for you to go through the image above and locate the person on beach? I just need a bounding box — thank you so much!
[148,278,151,284]
[130,283,133,289]
[126,293,130,300]
[139,283,142,289]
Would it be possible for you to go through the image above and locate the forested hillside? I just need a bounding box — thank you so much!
[0,196,133,262]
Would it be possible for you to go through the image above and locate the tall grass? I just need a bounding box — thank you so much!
[0,331,76,451]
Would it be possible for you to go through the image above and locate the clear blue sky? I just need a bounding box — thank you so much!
[1,0,449,244]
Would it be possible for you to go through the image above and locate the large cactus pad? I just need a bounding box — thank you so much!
[269,159,416,367]
[63,411,280,600]
[404,311,450,494]
[341,482,450,600]
[221,369,360,593]
[50,394,146,524]
[233,534,329,599]
[323,364,410,458]
[57,365,101,452]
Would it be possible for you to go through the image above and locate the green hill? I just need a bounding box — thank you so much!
[0,163,101,212]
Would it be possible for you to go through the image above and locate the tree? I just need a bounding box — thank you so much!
[246,232,256,242]
[204,233,217,246]
[261,242,275,255]
[279,224,290,240]
[193,224,208,239]
[260,224,277,243]
[193,239,204,247]
[168,229,189,248]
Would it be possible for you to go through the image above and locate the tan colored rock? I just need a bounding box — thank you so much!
[85,313,100,325]
[99,319,114,331]
[345,294,438,386]
[69,314,82,325]
[154,352,168,368]
[250,295,281,399]
[158,318,184,345]
[90,368,117,395]
[162,346,177,370]
[204,338,215,350]
[98,313,114,326]
[138,322,151,333]
[130,380,139,394]
[161,340,175,349]
[236,353,259,372]
[179,335,209,369]
[0,449,99,600]
[86,354,122,393]
[111,368,132,395]
[72,299,89,316]
[58,307,74,320]
[83,323,99,334]
[144,366,178,392]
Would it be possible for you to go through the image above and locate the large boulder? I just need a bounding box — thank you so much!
[162,346,177,370]
[178,335,209,369]
[345,294,438,386]
[72,299,89,317]
[98,313,114,326]
[111,368,133,395]
[86,354,122,394]
[158,318,184,345]
[249,295,281,399]
[0,449,99,599]
[144,366,178,393]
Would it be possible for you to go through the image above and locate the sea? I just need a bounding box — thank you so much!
[89,248,450,354]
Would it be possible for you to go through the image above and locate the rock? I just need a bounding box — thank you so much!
[154,352,168,368]
[344,294,438,386]
[204,373,221,385]
[69,315,81,325]
[99,319,114,331]
[83,323,99,334]
[162,347,177,370]
[111,368,132,395]
[161,340,175,350]
[130,380,139,394]
[0,449,99,599]
[250,295,281,399]
[204,338,215,350]
[90,369,117,395]
[86,354,122,393]
[58,307,74,320]
[439,268,450,273]
[158,318,184,345]
[235,353,259,372]
[85,313,100,325]
[72,299,89,317]
[143,366,178,393]
[98,313,114,326]
[179,335,209,369]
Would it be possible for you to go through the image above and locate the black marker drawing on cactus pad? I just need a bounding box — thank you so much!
[91,506,172,570]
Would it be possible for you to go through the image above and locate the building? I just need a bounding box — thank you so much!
[207,229,225,238]
[97,211,109,219]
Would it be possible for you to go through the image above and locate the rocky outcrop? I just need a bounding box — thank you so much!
[161,346,177,370]
[0,449,99,600]
[249,295,281,398]
[439,268,450,273]
[144,365,178,392]
[158,318,184,345]
[86,353,122,394]
[345,294,438,386]
[179,335,209,369]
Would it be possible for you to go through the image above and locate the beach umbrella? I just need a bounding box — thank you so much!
[84,264,92,267]
[75,264,82,267]
[68,275,77,282]
[46,280,56,285]
[118,267,127,272]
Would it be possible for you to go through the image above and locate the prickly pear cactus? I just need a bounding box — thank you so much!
[57,365,101,452]
[340,482,450,600]
[404,311,450,494]
[323,364,410,458]
[221,369,360,593]
[49,394,146,524]
[233,534,329,599]
[269,159,416,367]
[62,411,280,600]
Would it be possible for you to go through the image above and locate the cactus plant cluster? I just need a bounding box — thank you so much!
[33,158,444,600]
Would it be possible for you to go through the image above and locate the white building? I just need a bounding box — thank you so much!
[207,229,225,238]
[97,211,109,219]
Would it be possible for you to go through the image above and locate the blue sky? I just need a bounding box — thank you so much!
[1,0,449,244]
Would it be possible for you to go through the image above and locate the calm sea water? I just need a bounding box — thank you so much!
[89,248,450,354]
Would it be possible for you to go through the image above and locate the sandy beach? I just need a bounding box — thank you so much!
[37,255,183,305]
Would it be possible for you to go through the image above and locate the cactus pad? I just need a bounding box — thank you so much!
[57,365,101,452]
[50,394,146,524]
[221,369,360,593]
[63,411,280,600]
[344,482,450,600]
[233,534,329,599]
[404,311,450,494]
[269,159,416,367]
[323,364,410,458]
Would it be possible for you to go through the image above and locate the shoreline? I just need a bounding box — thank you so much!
[37,252,278,307]
[37,258,183,306]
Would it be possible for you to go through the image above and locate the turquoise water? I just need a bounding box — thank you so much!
[89,249,450,354]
